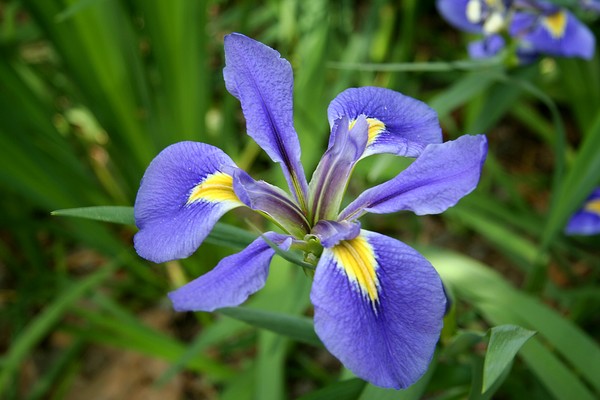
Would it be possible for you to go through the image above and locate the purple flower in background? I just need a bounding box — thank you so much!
[565,188,600,235]
[437,0,596,61]
[133,33,487,389]
[510,0,596,60]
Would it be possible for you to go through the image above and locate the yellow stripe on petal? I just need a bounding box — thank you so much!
[584,199,600,216]
[332,235,380,304]
[543,11,567,39]
[187,172,241,205]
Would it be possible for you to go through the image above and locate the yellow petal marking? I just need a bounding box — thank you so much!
[584,199,600,216]
[186,172,241,205]
[543,11,567,39]
[332,235,380,303]
[349,117,386,146]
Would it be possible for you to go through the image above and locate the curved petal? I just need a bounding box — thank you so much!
[436,0,483,33]
[308,116,368,222]
[223,33,309,203]
[232,169,310,237]
[327,87,442,158]
[168,232,292,311]
[340,134,487,220]
[311,230,446,389]
[468,34,506,59]
[511,10,595,59]
[134,142,244,263]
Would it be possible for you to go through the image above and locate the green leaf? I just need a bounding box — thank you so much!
[428,249,600,399]
[0,259,117,393]
[51,206,257,249]
[218,307,322,347]
[482,325,536,394]
[297,379,365,400]
[52,206,135,225]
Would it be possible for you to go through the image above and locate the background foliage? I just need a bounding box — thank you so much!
[1,0,599,399]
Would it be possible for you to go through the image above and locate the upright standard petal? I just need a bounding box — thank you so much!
[340,135,487,220]
[308,116,368,222]
[311,230,446,389]
[134,142,244,263]
[223,33,309,204]
[169,232,292,311]
[510,9,595,59]
[327,87,442,158]
[565,188,600,235]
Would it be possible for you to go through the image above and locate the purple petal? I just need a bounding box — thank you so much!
[565,188,600,235]
[232,169,310,237]
[327,87,442,158]
[223,33,309,203]
[436,0,484,33]
[339,135,487,220]
[134,142,244,263]
[168,232,292,311]
[311,230,446,389]
[510,10,595,59]
[311,220,361,248]
[308,116,368,222]
[468,34,506,59]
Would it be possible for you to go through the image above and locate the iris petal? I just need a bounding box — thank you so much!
[510,10,595,60]
[223,33,309,204]
[232,169,310,237]
[308,116,368,222]
[327,87,442,158]
[339,134,487,220]
[311,230,446,389]
[436,0,484,33]
[134,142,243,263]
[169,232,292,311]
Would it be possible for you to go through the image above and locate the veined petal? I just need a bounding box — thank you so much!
[134,142,244,263]
[327,87,442,158]
[232,169,310,237]
[565,188,600,235]
[311,230,446,389]
[308,116,368,222]
[340,135,487,220]
[510,10,595,59]
[223,33,309,205]
[169,232,292,311]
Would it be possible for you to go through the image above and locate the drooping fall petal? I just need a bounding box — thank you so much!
[134,142,244,263]
[311,230,446,389]
[169,232,292,311]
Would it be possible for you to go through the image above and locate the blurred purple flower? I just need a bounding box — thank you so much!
[133,33,487,389]
[565,188,600,235]
[510,0,596,60]
[437,0,596,61]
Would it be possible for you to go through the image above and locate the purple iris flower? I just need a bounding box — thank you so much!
[565,188,600,235]
[437,0,596,61]
[510,0,596,60]
[133,33,487,389]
